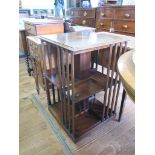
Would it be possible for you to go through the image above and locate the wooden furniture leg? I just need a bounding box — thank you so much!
[35,67,40,94]
[44,78,51,105]
[118,89,127,122]
[25,53,32,76]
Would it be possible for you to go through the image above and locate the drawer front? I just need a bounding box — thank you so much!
[25,23,36,35]
[67,9,78,17]
[78,10,95,18]
[114,20,135,34]
[36,24,64,35]
[115,8,135,20]
[67,8,95,18]
[96,19,113,31]
[71,18,95,27]
[96,7,114,19]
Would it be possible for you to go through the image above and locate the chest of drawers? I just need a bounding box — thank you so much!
[66,8,96,27]
[96,5,135,35]
[24,19,64,76]
[24,20,64,36]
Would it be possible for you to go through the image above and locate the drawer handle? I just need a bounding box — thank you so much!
[124,13,130,18]
[83,11,87,16]
[100,12,105,16]
[100,23,104,26]
[82,20,86,25]
[122,25,128,29]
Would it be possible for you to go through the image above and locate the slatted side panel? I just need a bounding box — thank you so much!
[114,41,127,113]
[102,44,113,120]
[96,41,128,121]
[56,47,74,135]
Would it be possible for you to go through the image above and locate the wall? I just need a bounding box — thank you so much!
[122,0,135,5]
[21,0,55,15]
[21,0,68,15]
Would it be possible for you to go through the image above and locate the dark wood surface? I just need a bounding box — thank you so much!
[96,5,135,35]
[19,30,27,54]
[66,8,96,27]
[24,19,64,76]
[66,5,135,35]
[40,32,128,142]
[20,59,135,154]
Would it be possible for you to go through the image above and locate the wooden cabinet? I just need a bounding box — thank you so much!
[24,19,64,76]
[95,5,135,35]
[24,20,64,36]
[40,31,128,142]
[113,5,135,34]
[67,5,135,35]
[66,8,96,27]
[27,36,45,92]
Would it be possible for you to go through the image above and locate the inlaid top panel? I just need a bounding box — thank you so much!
[39,31,129,53]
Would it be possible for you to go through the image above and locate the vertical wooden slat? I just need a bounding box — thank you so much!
[41,42,51,105]
[110,43,123,116]
[114,41,128,113]
[106,43,118,118]
[48,45,56,104]
[41,42,48,74]
[118,89,127,121]
[102,44,113,121]
[57,88,61,102]
[34,60,40,94]
[66,51,71,131]
[102,66,104,74]
[71,52,75,135]
[57,47,63,123]
[51,84,56,104]
[96,50,99,70]
[47,44,52,73]
[61,48,67,127]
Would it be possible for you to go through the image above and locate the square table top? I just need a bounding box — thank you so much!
[39,31,129,54]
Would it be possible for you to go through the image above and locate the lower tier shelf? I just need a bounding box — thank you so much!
[47,96,116,142]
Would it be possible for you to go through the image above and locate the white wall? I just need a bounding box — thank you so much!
[21,0,55,14]
[21,0,68,15]
[122,0,135,5]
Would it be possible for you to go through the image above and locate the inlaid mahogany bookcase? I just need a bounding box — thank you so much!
[39,31,128,142]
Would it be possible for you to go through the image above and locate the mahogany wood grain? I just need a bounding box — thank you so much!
[36,24,64,35]
[40,32,128,142]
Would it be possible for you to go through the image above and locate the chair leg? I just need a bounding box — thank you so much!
[118,89,127,122]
